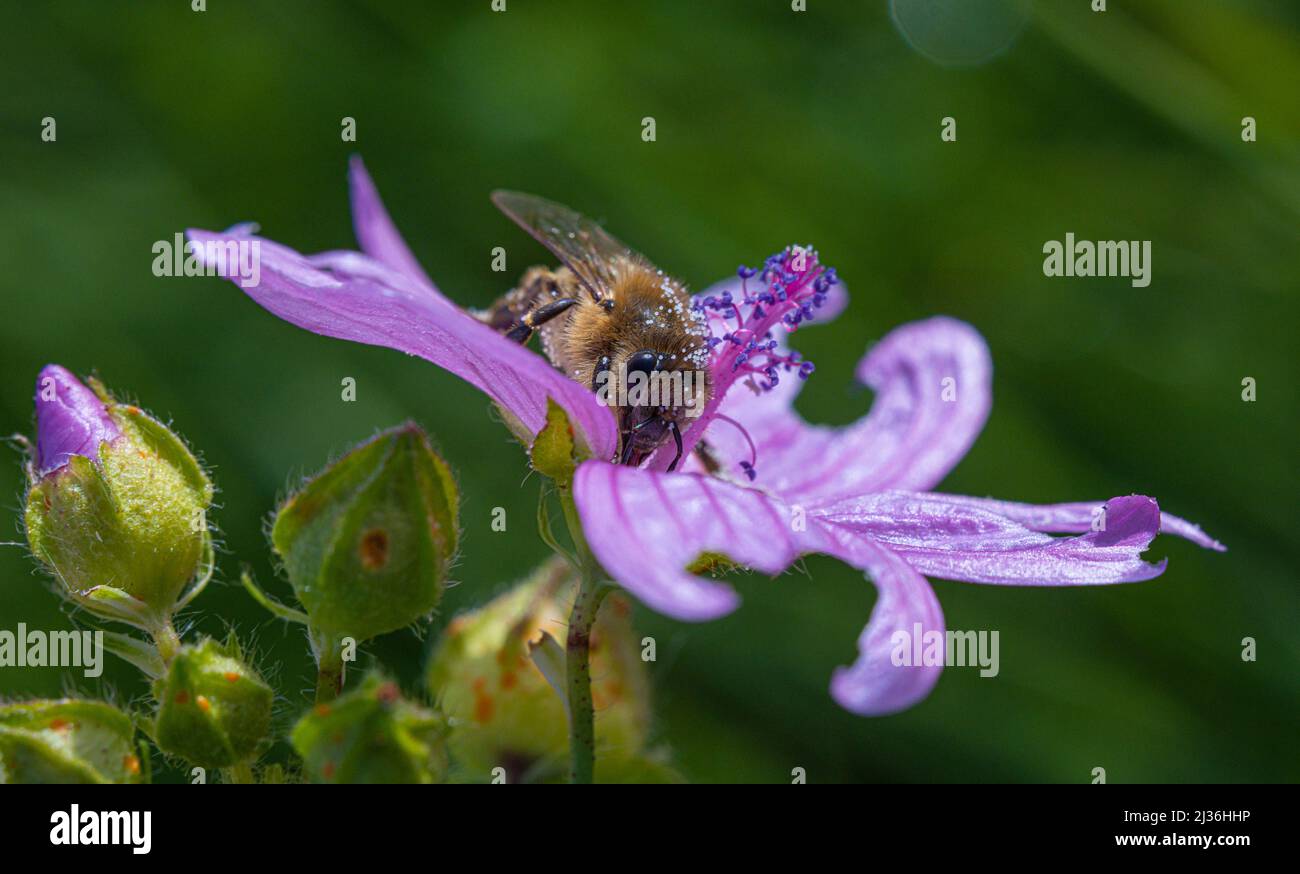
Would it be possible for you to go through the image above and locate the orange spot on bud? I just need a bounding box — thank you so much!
[322,761,336,779]
[49,718,70,731]
[124,755,141,775]
[314,703,332,717]
[196,695,211,712]
[359,528,389,570]
[500,671,517,690]
[472,677,494,724]
[174,690,190,705]
[224,671,240,683]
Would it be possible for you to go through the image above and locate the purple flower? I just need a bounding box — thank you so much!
[33,364,121,477]
[190,160,1224,716]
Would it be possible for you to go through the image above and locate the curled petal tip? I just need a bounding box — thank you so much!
[1094,495,1161,547]
[709,315,994,503]
[32,365,120,477]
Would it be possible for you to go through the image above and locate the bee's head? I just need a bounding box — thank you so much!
[616,349,695,469]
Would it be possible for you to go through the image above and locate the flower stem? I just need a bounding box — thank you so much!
[557,486,608,785]
[151,620,181,667]
[315,651,344,704]
[565,571,608,785]
[311,627,345,704]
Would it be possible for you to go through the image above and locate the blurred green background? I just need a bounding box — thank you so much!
[1,0,1296,783]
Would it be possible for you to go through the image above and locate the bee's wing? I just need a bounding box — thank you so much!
[491,191,643,303]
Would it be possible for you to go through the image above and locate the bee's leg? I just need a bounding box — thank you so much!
[504,297,578,344]
[478,267,563,331]
[619,433,637,465]
[666,421,684,472]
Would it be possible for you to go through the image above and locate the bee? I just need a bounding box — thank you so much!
[481,191,712,470]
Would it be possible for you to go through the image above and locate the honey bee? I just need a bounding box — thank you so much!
[481,191,712,470]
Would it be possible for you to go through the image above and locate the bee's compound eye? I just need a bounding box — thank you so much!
[627,350,658,376]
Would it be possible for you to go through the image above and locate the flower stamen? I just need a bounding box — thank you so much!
[692,245,833,397]
[660,245,836,473]
[713,413,759,481]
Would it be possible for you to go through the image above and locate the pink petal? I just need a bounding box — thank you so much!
[705,317,993,504]
[879,493,1226,552]
[812,491,1168,585]
[347,156,439,295]
[573,460,947,714]
[822,530,946,715]
[572,461,763,621]
[186,228,617,459]
[32,364,121,477]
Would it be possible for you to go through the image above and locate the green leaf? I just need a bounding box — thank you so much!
[175,530,216,611]
[528,630,568,716]
[70,584,157,629]
[240,569,308,625]
[529,399,579,484]
[101,631,165,678]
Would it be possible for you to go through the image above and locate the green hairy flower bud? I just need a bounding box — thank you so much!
[292,675,448,784]
[428,560,677,783]
[271,422,459,646]
[0,699,145,784]
[153,638,273,769]
[24,368,213,634]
